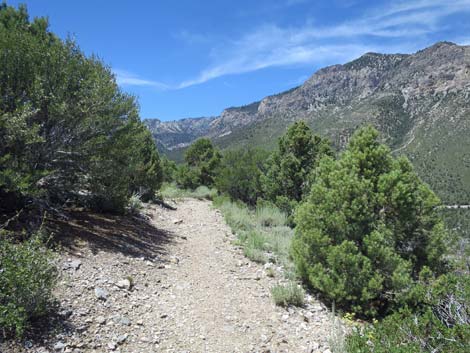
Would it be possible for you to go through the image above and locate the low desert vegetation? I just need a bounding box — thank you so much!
[345,273,470,352]
[160,183,217,201]
[271,282,305,307]
[207,124,469,351]
[0,230,58,337]
[213,196,294,273]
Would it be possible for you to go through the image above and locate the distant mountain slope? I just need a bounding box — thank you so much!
[144,42,470,203]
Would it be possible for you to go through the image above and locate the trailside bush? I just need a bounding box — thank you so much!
[192,186,218,200]
[0,4,163,215]
[176,165,200,190]
[215,148,268,206]
[262,121,332,215]
[271,282,305,307]
[0,231,58,337]
[346,274,470,352]
[160,156,178,183]
[177,138,221,189]
[292,126,450,317]
[255,202,287,228]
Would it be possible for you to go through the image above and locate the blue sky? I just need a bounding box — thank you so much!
[7,0,470,120]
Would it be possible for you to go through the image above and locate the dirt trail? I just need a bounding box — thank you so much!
[145,199,335,353]
[2,199,336,353]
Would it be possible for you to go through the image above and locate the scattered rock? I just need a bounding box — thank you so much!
[96,316,106,325]
[117,334,128,345]
[1,199,340,353]
[173,219,183,224]
[94,287,109,301]
[63,259,81,271]
[53,342,65,351]
[119,316,131,326]
[116,279,132,290]
[107,342,117,350]
[70,259,82,270]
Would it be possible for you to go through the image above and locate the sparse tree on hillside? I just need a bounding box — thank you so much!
[215,148,269,205]
[177,138,221,189]
[262,121,332,215]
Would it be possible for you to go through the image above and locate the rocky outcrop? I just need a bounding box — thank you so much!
[145,42,470,203]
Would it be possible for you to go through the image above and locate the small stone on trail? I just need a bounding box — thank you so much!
[119,316,131,326]
[107,342,117,350]
[70,259,82,270]
[173,219,183,224]
[53,342,65,351]
[94,287,109,300]
[96,316,106,325]
[117,334,128,344]
[63,259,81,271]
[116,279,132,290]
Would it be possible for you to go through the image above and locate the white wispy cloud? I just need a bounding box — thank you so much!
[177,0,470,88]
[173,30,211,45]
[118,0,470,89]
[114,69,169,89]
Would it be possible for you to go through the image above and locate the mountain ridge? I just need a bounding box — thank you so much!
[145,41,470,203]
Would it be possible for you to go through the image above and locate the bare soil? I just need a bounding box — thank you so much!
[1,199,338,353]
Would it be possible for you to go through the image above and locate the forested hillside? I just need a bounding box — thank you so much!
[146,42,470,204]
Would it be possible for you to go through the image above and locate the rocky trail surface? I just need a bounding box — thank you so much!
[2,199,338,353]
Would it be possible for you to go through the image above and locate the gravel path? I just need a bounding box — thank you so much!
[2,199,338,353]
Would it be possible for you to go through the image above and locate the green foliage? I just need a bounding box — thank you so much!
[262,121,332,216]
[271,282,305,307]
[243,244,268,264]
[346,274,470,353]
[177,138,221,188]
[215,148,268,205]
[292,126,449,316]
[159,183,217,200]
[439,208,470,270]
[0,231,58,337]
[191,185,218,200]
[127,193,143,215]
[160,156,178,183]
[255,202,288,228]
[213,196,295,275]
[176,164,201,190]
[0,4,162,214]
[213,196,253,232]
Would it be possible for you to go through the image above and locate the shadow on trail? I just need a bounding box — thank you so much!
[0,302,76,352]
[48,207,176,259]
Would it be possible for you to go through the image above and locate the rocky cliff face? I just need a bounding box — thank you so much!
[145,42,470,203]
